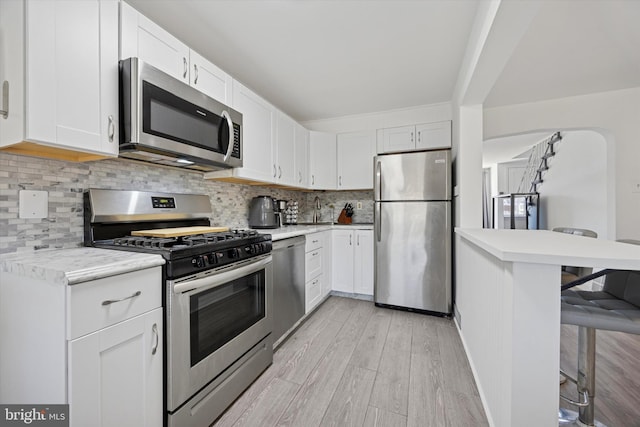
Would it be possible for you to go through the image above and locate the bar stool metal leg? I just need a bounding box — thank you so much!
[559,326,605,426]
[578,326,596,425]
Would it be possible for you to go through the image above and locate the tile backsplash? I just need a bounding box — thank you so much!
[0,153,374,254]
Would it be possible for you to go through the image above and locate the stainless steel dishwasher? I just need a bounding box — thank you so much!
[272,236,306,345]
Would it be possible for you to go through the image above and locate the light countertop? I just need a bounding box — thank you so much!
[455,228,640,269]
[258,223,374,241]
[0,247,165,286]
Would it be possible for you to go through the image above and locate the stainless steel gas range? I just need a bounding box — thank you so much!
[84,188,273,427]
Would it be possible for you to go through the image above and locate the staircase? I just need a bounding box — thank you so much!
[517,132,563,193]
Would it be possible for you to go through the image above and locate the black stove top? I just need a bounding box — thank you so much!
[107,229,262,250]
[93,229,272,279]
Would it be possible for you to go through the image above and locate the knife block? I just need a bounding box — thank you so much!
[337,209,352,224]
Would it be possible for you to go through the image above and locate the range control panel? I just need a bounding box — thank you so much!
[151,196,176,209]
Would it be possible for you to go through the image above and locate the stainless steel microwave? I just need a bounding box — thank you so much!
[119,57,242,172]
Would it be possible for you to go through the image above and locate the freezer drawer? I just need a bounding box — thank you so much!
[374,201,451,313]
[374,150,451,201]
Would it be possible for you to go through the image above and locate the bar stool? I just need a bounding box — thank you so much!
[559,264,640,426]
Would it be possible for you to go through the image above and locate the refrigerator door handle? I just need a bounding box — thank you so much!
[375,202,381,242]
[375,160,382,201]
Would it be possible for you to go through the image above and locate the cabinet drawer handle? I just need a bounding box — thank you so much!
[312,239,319,243]
[108,115,115,142]
[151,323,159,355]
[1,80,8,119]
[194,64,199,84]
[312,251,318,256]
[101,290,141,306]
[183,57,188,79]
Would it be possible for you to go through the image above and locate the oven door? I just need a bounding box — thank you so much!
[167,254,272,412]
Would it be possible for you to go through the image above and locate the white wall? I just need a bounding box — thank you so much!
[538,130,609,238]
[484,87,640,240]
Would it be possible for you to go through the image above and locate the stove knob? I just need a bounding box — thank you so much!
[229,248,239,259]
[207,253,217,264]
[244,246,252,254]
[193,256,205,268]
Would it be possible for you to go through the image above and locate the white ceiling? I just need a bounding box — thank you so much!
[484,0,640,108]
[126,0,640,125]
[125,0,479,122]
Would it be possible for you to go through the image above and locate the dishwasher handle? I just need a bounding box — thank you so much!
[272,236,306,251]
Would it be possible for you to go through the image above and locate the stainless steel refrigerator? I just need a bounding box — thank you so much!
[374,149,451,314]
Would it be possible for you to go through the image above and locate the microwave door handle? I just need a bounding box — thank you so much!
[222,110,234,162]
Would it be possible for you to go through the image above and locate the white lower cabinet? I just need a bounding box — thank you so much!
[331,229,374,295]
[305,231,330,312]
[70,308,163,427]
[0,265,163,426]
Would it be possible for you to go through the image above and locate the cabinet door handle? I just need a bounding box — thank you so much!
[108,115,115,142]
[349,234,352,246]
[183,57,188,79]
[418,131,421,143]
[1,81,8,119]
[151,323,159,355]
[278,166,282,179]
[357,234,360,246]
[312,251,318,256]
[194,64,199,84]
[339,176,342,186]
[101,290,141,306]
[299,171,302,183]
[312,175,315,185]
[411,132,414,143]
[273,164,277,177]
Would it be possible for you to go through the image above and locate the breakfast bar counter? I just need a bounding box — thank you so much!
[454,229,640,427]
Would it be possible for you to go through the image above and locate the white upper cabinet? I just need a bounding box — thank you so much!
[309,131,337,190]
[379,121,451,154]
[336,130,376,190]
[222,80,275,183]
[120,2,232,103]
[415,121,451,150]
[381,125,415,153]
[120,1,190,83]
[294,123,309,188]
[274,111,296,186]
[0,0,119,160]
[189,50,232,104]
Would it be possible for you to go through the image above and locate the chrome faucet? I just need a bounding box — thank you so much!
[312,196,321,223]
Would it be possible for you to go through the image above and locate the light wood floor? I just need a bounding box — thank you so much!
[212,296,487,427]
[560,324,640,427]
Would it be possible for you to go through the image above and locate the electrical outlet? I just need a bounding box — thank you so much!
[356,202,363,209]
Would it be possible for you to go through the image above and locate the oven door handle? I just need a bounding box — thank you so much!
[172,256,271,294]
